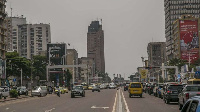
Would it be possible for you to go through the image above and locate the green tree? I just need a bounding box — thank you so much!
[167,58,187,81]
[32,55,47,80]
[65,69,72,87]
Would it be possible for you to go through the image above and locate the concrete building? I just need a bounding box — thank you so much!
[173,15,200,64]
[5,16,26,51]
[87,20,105,73]
[164,0,200,60]
[18,23,51,59]
[79,57,94,84]
[66,49,78,80]
[147,42,166,82]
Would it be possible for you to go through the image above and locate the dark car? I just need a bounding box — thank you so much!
[180,96,200,112]
[124,83,130,91]
[17,86,28,96]
[163,83,183,104]
[71,85,85,98]
[92,86,100,92]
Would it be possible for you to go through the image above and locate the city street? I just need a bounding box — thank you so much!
[122,90,179,112]
[0,89,116,112]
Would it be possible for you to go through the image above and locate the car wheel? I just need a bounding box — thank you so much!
[140,94,142,98]
[71,94,74,98]
[92,90,94,92]
[39,93,42,97]
[98,90,100,92]
[0,94,2,99]
[165,99,170,104]
[25,92,28,96]
[129,94,131,98]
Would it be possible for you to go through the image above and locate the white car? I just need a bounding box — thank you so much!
[0,86,10,99]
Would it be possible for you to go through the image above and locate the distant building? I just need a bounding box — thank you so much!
[79,57,94,84]
[164,0,200,60]
[87,20,105,73]
[5,16,26,51]
[66,49,78,80]
[173,15,200,63]
[18,23,51,59]
[147,42,166,82]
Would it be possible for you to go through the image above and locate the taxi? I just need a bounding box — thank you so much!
[128,82,143,98]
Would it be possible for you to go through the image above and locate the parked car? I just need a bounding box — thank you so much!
[128,82,143,98]
[163,83,183,104]
[92,86,100,92]
[0,86,10,99]
[17,86,28,96]
[178,85,200,110]
[31,86,48,97]
[71,85,85,98]
[180,96,200,112]
[100,84,105,89]
[109,83,116,89]
[124,83,130,91]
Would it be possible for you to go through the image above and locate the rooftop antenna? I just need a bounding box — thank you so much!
[10,2,13,17]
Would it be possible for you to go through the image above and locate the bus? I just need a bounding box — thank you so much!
[187,79,200,84]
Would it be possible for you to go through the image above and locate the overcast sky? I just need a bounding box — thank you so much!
[6,0,165,79]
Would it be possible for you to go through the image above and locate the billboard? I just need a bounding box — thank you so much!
[138,68,148,79]
[180,20,199,63]
[47,43,66,65]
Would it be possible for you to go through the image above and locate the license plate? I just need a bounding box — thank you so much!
[134,90,138,92]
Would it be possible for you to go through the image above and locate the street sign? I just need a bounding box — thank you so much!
[13,78,16,82]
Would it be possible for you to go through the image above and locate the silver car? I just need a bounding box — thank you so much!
[0,86,10,99]
[178,85,200,110]
[31,86,47,97]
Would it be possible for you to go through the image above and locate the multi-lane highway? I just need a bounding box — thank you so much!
[0,88,181,112]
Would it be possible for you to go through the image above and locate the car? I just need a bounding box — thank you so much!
[31,86,48,97]
[178,85,200,110]
[109,83,116,89]
[92,86,100,92]
[88,85,94,90]
[128,82,143,98]
[124,83,130,91]
[17,86,28,96]
[100,84,105,89]
[163,83,183,104]
[71,85,85,98]
[0,86,10,99]
[180,96,200,112]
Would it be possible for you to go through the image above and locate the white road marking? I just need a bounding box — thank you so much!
[45,108,55,112]
[6,107,9,110]
[91,106,109,109]
[112,90,118,112]
[121,90,130,112]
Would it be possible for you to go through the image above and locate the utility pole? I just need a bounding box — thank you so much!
[21,68,22,86]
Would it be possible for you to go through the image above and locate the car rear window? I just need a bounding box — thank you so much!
[168,85,182,90]
[130,83,141,88]
[186,86,200,91]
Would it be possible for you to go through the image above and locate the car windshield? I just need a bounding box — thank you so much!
[168,85,182,90]
[33,87,39,90]
[74,86,83,90]
[186,86,200,91]
[130,84,141,88]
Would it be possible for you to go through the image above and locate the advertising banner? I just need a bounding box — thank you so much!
[180,20,199,63]
[139,68,148,79]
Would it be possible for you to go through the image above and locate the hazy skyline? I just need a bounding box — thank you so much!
[6,0,165,79]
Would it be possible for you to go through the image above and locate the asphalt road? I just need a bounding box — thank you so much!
[0,89,117,112]
[122,90,180,112]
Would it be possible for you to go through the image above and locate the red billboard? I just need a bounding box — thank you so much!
[180,20,199,63]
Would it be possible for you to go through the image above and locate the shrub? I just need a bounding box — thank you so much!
[10,89,18,98]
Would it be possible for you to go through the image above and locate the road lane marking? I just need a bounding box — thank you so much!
[45,108,55,112]
[121,90,130,112]
[6,107,9,110]
[91,106,109,109]
[112,90,118,112]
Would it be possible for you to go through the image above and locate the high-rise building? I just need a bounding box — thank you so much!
[18,23,51,58]
[6,16,26,51]
[147,42,166,82]
[87,20,105,73]
[173,15,200,64]
[164,0,200,60]
[66,49,78,80]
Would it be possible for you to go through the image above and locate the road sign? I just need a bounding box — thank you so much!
[13,78,16,82]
